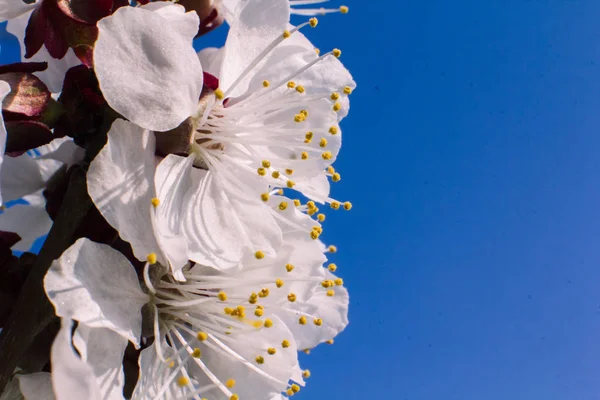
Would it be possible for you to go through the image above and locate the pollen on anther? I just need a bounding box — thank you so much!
[301,152,309,160]
[146,253,157,264]
[315,47,320,55]
[283,29,291,38]
[286,263,295,272]
[276,279,284,288]
[287,81,296,89]
[257,167,266,176]
[264,319,273,328]
[197,331,208,341]
[256,356,265,364]
[287,293,297,302]
[343,86,353,95]
[230,395,239,400]
[332,172,341,182]
[319,138,328,148]
[255,251,265,259]
[322,151,333,160]
[260,193,269,202]
[192,348,201,358]
[262,80,270,87]
[328,245,338,253]
[331,201,341,210]
[331,92,340,100]
[340,5,349,13]
[215,88,225,100]
[328,263,337,272]
[296,85,305,93]
[287,180,296,188]
[151,197,160,207]
[293,199,301,207]
[303,369,311,378]
[282,339,291,348]
[344,201,353,210]
[226,379,236,389]
[309,17,318,27]
[272,171,280,179]
[314,318,323,326]
[291,384,301,393]
[268,347,277,355]
[218,291,228,301]
[333,102,342,112]
[327,289,335,297]
[278,201,288,210]
[177,376,190,387]
[317,213,326,222]
[332,48,342,58]
[329,126,339,135]
[286,168,294,175]
[299,316,307,325]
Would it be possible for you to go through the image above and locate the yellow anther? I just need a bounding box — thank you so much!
[291,384,300,393]
[343,201,353,210]
[301,152,309,160]
[333,102,342,112]
[294,114,305,123]
[312,226,322,234]
[287,293,297,302]
[218,291,227,301]
[254,308,264,317]
[321,280,333,288]
[277,189,284,195]
[286,263,294,272]
[303,348,311,354]
[314,318,323,326]
[328,263,337,272]
[249,292,258,304]
[331,201,341,210]
[308,206,319,216]
[327,165,336,174]
[329,126,339,135]
[283,30,291,38]
[300,109,308,117]
[151,197,160,207]
[307,201,316,209]
[260,193,269,202]
[215,88,225,100]
[230,395,239,400]
[286,180,295,188]
[262,80,270,87]
[296,85,305,93]
[282,339,291,348]
[332,48,342,58]
[264,319,273,328]
[224,307,233,315]
[303,369,311,378]
[310,230,320,240]
[322,151,333,160]
[317,213,326,222]
[259,288,270,298]
[340,5,349,13]
[226,379,236,389]
[255,251,265,259]
[276,279,284,288]
[272,171,280,179]
[192,348,201,358]
[177,376,190,387]
[256,356,265,364]
[261,160,271,168]
[315,47,320,55]
[327,289,335,297]
[328,245,338,253]
[197,331,208,341]
[332,173,341,182]
[319,138,328,148]
[267,347,277,355]
[305,132,314,142]
[278,201,288,211]
[257,167,266,176]
[146,253,157,264]
[309,17,318,27]
[286,389,294,396]
[232,305,246,318]
[343,86,353,95]
[335,278,344,286]
[326,339,334,345]
[293,199,301,207]
[285,168,294,175]
[330,92,340,100]
[287,81,296,89]
[299,316,307,325]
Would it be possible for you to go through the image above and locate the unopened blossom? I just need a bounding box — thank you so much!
[43,230,348,399]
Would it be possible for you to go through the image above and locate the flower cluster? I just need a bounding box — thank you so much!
[0,0,355,399]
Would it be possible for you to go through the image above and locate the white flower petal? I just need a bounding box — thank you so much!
[197,47,223,77]
[17,373,54,400]
[219,0,290,97]
[87,120,163,266]
[141,2,199,40]
[72,325,127,400]
[50,319,101,400]
[0,80,10,205]
[94,6,203,132]
[0,0,36,23]
[36,137,84,168]
[44,238,148,346]
[1,155,46,204]
[0,193,52,251]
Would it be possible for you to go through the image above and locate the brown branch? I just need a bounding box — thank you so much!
[0,166,91,393]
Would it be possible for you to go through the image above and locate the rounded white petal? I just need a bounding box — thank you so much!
[219,0,290,97]
[0,80,11,205]
[0,0,36,22]
[44,239,148,347]
[141,2,199,40]
[17,373,54,400]
[0,194,52,251]
[72,325,128,400]
[94,6,203,132]
[50,319,101,400]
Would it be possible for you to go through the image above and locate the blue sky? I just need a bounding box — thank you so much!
[4,1,600,399]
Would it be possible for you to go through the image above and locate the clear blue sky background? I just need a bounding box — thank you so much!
[4,1,600,399]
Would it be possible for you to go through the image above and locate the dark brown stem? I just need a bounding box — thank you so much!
[0,167,91,393]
